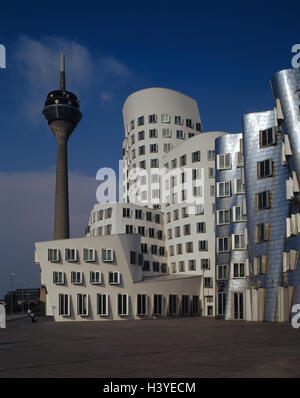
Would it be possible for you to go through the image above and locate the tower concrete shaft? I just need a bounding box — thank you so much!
[42,54,82,240]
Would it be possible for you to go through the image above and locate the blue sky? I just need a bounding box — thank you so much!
[0,0,299,297]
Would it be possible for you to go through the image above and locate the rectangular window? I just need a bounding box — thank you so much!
[65,248,77,262]
[149,128,158,138]
[256,190,271,210]
[180,154,187,166]
[137,294,147,315]
[175,116,183,125]
[169,295,177,314]
[176,130,185,139]
[196,122,202,132]
[77,294,89,316]
[255,223,271,242]
[137,116,144,126]
[192,150,201,162]
[232,234,246,250]
[259,127,276,148]
[97,294,108,316]
[138,130,145,140]
[217,181,231,197]
[90,271,101,284]
[102,248,113,262]
[186,241,193,253]
[208,167,215,178]
[233,262,245,278]
[217,209,230,225]
[188,259,196,271]
[207,150,215,161]
[83,248,95,262]
[217,237,230,252]
[201,259,210,269]
[153,294,163,315]
[234,178,245,194]
[196,222,206,233]
[150,143,158,153]
[217,292,226,316]
[71,271,82,285]
[192,168,201,180]
[195,204,204,215]
[108,271,121,285]
[143,260,150,271]
[163,143,172,153]
[254,255,268,274]
[198,240,208,251]
[148,114,157,123]
[53,271,64,285]
[59,294,70,316]
[257,159,274,179]
[217,154,231,170]
[204,277,213,288]
[217,265,228,280]
[186,119,193,128]
[117,294,128,316]
[151,159,159,168]
[138,145,145,155]
[235,151,244,167]
[48,248,59,262]
[233,206,246,222]
[183,224,191,235]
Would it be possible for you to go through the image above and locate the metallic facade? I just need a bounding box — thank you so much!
[215,133,249,320]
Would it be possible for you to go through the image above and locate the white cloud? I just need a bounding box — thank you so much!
[13,35,134,124]
[0,170,98,298]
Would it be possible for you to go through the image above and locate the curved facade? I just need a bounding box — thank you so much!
[215,133,250,320]
[122,88,202,208]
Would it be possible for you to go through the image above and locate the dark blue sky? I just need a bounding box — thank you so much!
[0,0,299,297]
[0,0,299,175]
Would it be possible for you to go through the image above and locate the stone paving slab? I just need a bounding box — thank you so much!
[0,317,300,378]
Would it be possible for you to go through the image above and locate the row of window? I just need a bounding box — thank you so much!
[168,240,209,256]
[122,208,161,223]
[59,293,201,317]
[91,208,112,223]
[127,114,201,131]
[125,225,163,239]
[142,261,167,273]
[217,234,246,252]
[171,259,211,272]
[127,128,197,144]
[216,207,246,225]
[216,263,246,280]
[53,270,122,286]
[48,248,113,263]
[216,179,245,198]
[166,151,215,170]
[141,243,165,256]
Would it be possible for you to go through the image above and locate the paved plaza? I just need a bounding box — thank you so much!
[1,316,300,378]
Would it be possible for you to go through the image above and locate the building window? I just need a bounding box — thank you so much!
[138,130,145,140]
[146,211,152,221]
[157,230,163,240]
[123,208,131,218]
[204,277,213,288]
[255,223,271,243]
[254,255,268,274]
[217,154,231,170]
[232,234,246,250]
[176,130,185,139]
[196,122,202,132]
[234,179,245,194]
[186,241,193,253]
[59,294,70,316]
[143,260,150,271]
[208,167,215,178]
[159,246,165,256]
[257,159,274,179]
[153,262,160,272]
[192,150,200,162]
[217,265,228,280]
[196,222,206,233]
[102,248,113,262]
[217,209,230,225]
[256,190,271,210]
[175,116,183,125]
[180,154,187,166]
[169,295,177,314]
[149,228,155,238]
[109,271,121,285]
[195,204,204,215]
[126,224,134,234]
[233,206,246,222]
[137,294,147,315]
[137,116,144,126]
[201,259,210,270]
[139,160,146,169]
[53,271,64,285]
[183,224,191,235]
[138,145,145,155]
[163,143,172,153]
[135,209,143,219]
[233,262,245,278]
[188,259,196,271]
[150,143,158,153]
[217,237,230,253]
[117,294,128,316]
[210,185,215,197]
[83,248,95,262]
[148,114,157,124]
[198,240,208,251]
[97,293,108,316]
[176,244,183,255]
[217,292,226,316]
[90,271,101,284]
[71,271,82,285]
[65,248,77,262]
[151,245,157,255]
[186,119,193,128]
[138,226,145,236]
[48,249,59,262]
[77,294,89,316]
[149,128,158,138]
[153,294,163,315]
[151,159,159,168]
[179,261,185,272]
[217,181,231,197]
[192,168,201,180]
[259,127,276,148]
[105,207,112,219]
[130,251,137,264]
[236,152,244,167]
[207,150,215,161]
[105,224,112,235]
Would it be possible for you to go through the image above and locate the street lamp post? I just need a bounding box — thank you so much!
[8,273,15,315]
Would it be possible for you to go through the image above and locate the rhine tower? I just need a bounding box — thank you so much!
[42,54,82,239]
